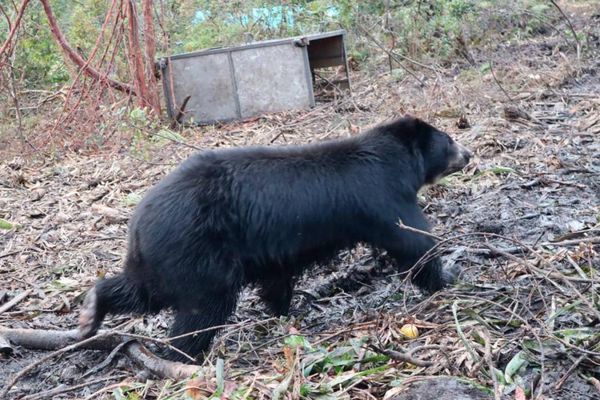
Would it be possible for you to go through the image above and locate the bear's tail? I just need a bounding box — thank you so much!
[79,274,155,338]
[96,274,154,315]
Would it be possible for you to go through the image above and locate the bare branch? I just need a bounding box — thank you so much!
[549,0,581,59]
[0,327,202,397]
[0,0,30,61]
[39,0,135,94]
[368,343,433,367]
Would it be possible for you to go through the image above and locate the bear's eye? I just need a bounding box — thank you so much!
[445,136,453,154]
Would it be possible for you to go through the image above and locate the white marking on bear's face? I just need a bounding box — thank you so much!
[445,142,472,174]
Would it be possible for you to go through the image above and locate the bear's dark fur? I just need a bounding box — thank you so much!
[79,116,471,361]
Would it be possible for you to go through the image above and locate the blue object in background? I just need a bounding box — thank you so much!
[193,5,339,28]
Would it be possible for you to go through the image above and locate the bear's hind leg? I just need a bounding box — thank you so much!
[167,290,240,362]
[259,277,294,316]
[79,274,155,338]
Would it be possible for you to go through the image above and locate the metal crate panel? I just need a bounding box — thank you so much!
[166,52,238,124]
[232,44,313,118]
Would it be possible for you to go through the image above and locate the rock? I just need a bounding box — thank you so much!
[388,377,492,400]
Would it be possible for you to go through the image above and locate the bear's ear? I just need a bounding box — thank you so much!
[380,115,432,142]
[402,115,427,129]
[396,115,431,141]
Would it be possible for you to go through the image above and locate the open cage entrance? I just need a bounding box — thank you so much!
[305,32,351,102]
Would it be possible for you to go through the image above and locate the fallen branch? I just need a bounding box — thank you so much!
[543,236,600,247]
[368,343,433,367]
[399,221,599,256]
[20,375,127,400]
[463,236,600,259]
[0,289,31,315]
[484,244,600,321]
[0,328,202,397]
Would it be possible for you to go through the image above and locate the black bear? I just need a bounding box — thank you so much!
[79,116,471,361]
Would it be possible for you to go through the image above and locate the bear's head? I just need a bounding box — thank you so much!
[389,116,472,184]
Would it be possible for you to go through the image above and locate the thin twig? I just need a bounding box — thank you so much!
[0,0,30,60]
[367,343,433,367]
[485,244,600,320]
[489,61,513,103]
[357,25,426,86]
[397,220,442,241]
[549,0,581,59]
[555,354,585,390]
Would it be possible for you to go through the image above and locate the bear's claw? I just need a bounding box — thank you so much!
[442,264,461,286]
[78,287,100,339]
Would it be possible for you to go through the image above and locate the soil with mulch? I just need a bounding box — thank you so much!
[1,6,599,400]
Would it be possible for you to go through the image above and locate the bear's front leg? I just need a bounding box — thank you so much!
[371,205,459,293]
[258,275,294,316]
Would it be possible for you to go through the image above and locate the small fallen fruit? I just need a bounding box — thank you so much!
[399,324,419,339]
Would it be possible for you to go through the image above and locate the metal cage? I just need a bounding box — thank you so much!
[159,30,350,125]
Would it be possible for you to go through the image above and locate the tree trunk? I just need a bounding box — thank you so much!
[142,0,161,115]
[125,0,155,112]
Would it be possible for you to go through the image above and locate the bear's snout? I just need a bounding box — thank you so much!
[447,142,472,173]
[457,143,472,166]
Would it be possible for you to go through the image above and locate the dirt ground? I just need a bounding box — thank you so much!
[1,4,599,400]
